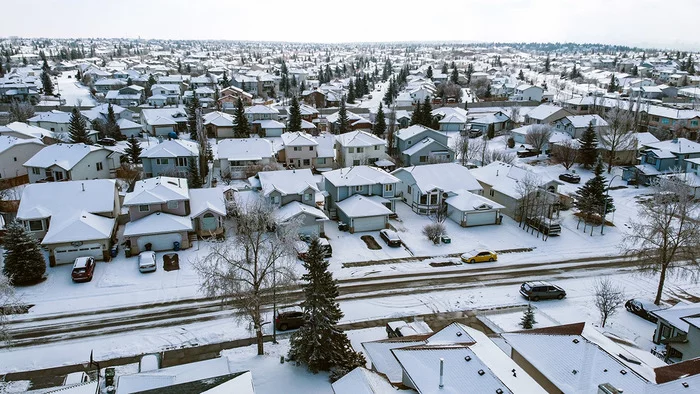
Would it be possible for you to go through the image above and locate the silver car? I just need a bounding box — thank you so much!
[138,251,157,273]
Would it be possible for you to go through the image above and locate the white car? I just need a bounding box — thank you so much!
[138,251,157,273]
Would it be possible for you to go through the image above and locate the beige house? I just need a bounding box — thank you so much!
[279,132,318,169]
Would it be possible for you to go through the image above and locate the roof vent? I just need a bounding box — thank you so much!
[683,382,689,388]
[573,338,580,344]
[456,332,462,337]
[572,370,578,375]
[620,370,627,375]
[496,389,504,394]
[478,369,485,376]
[464,355,471,362]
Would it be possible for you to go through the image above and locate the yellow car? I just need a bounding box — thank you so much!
[461,250,497,264]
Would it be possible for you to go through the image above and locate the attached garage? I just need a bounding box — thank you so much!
[136,233,182,252]
[463,211,499,227]
[336,195,392,234]
[124,212,193,254]
[52,243,105,265]
[446,192,505,228]
[351,216,387,233]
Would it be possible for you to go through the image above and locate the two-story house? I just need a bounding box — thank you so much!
[393,125,454,166]
[335,130,388,167]
[523,104,573,125]
[0,136,45,183]
[623,138,700,185]
[16,179,119,265]
[203,111,235,138]
[28,110,74,134]
[150,84,181,105]
[245,105,281,136]
[552,114,608,139]
[257,169,328,236]
[510,84,544,102]
[219,86,253,109]
[24,143,122,183]
[469,111,513,135]
[140,139,200,178]
[105,85,145,106]
[217,138,275,179]
[183,87,216,107]
[327,111,372,134]
[280,132,318,169]
[141,108,189,136]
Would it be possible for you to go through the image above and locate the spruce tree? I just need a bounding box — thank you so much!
[124,135,143,164]
[337,98,349,134]
[186,88,201,140]
[420,96,432,127]
[68,107,90,144]
[41,70,54,96]
[373,103,386,137]
[450,68,459,84]
[347,80,355,104]
[441,63,448,74]
[544,54,551,72]
[520,303,537,329]
[574,157,614,223]
[220,71,230,87]
[187,157,202,188]
[104,103,120,139]
[233,97,250,138]
[288,96,302,132]
[518,69,525,81]
[426,65,433,79]
[410,101,421,126]
[578,121,598,169]
[2,221,46,285]
[289,238,366,378]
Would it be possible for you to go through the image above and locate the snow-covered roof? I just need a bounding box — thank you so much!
[652,303,700,332]
[17,179,117,220]
[252,119,285,129]
[281,132,318,147]
[643,138,700,155]
[362,338,428,383]
[336,194,393,218]
[470,161,553,198]
[560,114,608,128]
[123,211,193,237]
[336,130,386,148]
[324,166,398,187]
[402,137,451,157]
[139,139,199,158]
[526,104,569,120]
[141,108,188,126]
[392,163,482,194]
[636,132,660,146]
[244,104,279,115]
[395,124,443,141]
[445,190,505,212]
[0,135,43,155]
[116,118,141,130]
[387,320,433,337]
[203,111,234,127]
[332,367,406,394]
[189,187,227,218]
[471,111,510,126]
[115,356,230,394]
[258,169,319,196]
[1,121,54,139]
[23,143,105,170]
[42,211,115,244]
[275,201,328,223]
[217,138,275,161]
[439,113,467,124]
[28,110,73,124]
[123,177,189,206]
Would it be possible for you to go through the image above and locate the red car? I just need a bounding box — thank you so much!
[71,257,96,282]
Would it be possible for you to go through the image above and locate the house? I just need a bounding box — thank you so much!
[122,177,193,254]
[105,85,145,106]
[28,110,74,134]
[0,121,56,144]
[335,130,388,167]
[469,111,513,134]
[510,84,544,102]
[280,132,318,169]
[245,105,280,133]
[523,104,573,125]
[324,166,400,222]
[681,157,700,199]
[552,114,608,139]
[141,108,188,136]
[327,111,372,134]
[203,111,235,138]
[623,138,700,185]
[183,86,216,106]
[393,125,453,166]
[257,169,328,236]
[116,118,143,138]
[471,161,562,219]
[391,163,499,227]
[335,194,393,233]
[140,139,200,178]
[150,84,181,105]
[93,78,126,94]
[315,133,336,169]
[0,136,45,182]
[220,86,253,109]
[188,187,227,238]
[253,119,286,137]
[651,303,700,361]
[24,143,122,183]
[217,138,275,179]
[437,113,467,132]
[16,180,119,265]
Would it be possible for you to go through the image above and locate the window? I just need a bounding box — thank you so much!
[374,145,380,150]
[357,147,364,153]
[32,167,41,175]
[28,220,43,232]
[693,120,699,127]
[489,189,495,197]
[384,184,393,192]
[661,118,670,125]
[303,159,310,166]
[407,185,412,194]
[167,200,179,209]
[430,194,438,204]
[419,156,428,163]
[354,185,363,192]
[318,158,326,165]
[353,160,360,166]
[304,193,311,201]
[293,147,301,151]
[156,158,169,165]
[408,140,412,145]
[177,157,188,167]
[309,146,314,151]
[272,196,280,204]
[54,172,64,181]
[96,162,103,171]
[13,157,17,162]
[420,194,427,204]
[139,205,150,212]
[348,147,355,153]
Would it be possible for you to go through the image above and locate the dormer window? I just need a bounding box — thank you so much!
[272,196,280,205]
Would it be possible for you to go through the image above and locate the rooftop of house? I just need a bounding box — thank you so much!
[217,138,275,161]
[258,168,319,197]
[139,139,199,158]
[281,131,318,147]
[392,163,482,194]
[203,111,235,127]
[123,177,190,206]
[17,179,117,220]
[0,135,44,155]
[23,143,107,170]
[0,121,54,139]
[643,138,700,155]
[324,165,399,187]
[336,130,387,148]
[526,104,570,120]
[336,194,393,218]
[188,187,227,218]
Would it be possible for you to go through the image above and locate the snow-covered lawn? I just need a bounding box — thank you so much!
[53,73,97,107]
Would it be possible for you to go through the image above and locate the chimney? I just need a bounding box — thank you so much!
[439,358,444,389]
[82,183,85,191]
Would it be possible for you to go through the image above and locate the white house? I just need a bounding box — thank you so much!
[217,138,276,179]
[0,136,45,181]
[335,130,387,167]
[24,143,122,183]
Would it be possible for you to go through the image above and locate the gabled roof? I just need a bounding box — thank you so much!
[362,337,429,383]
[643,138,700,155]
[17,179,117,220]
[392,163,482,194]
[336,130,386,148]
[244,104,279,115]
[526,104,571,121]
[203,111,234,127]
[23,143,106,170]
[124,177,189,206]
[0,135,44,154]
[275,201,328,223]
[28,110,73,124]
[324,166,398,187]
[332,367,407,394]
[189,188,226,218]
[258,169,318,196]
[559,114,608,128]
[445,190,505,212]
[42,211,115,244]
[395,124,440,141]
[140,140,199,159]
[281,132,318,147]
[123,211,193,237]
[0,121,54,139]
[336,194,393,218]
[217,138,275,161]
[402,137,451,156]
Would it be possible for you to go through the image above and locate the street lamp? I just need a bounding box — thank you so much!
[601,174,621,235]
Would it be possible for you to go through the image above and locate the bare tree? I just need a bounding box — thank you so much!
[600,105,636,173]
[551,140,579,170]
[483,149,517,165]
[8,102,35,123]
[525,125,552,156]
[193,200,299,355]
[622,175,700,305]
[509,105,521,126]
[422,222,446,244]
[387,106,397,157]
[453,133,470,166]
[593,277,625,327]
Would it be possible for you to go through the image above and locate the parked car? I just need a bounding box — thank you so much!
[559,173,581,184]
[379,229,402,247]
[461,251,497,264]
[517,150,539,158]
[295,241,309,260]
[520,281,566,301]
[625,299,661,323]
[275,311,304,331]
[138,251,157,273]
[97,137,116,146]
[71,257,95,282]
[318,238,332,258]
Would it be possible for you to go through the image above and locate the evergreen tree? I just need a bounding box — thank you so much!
[373,103,386,137]
[484,84,492,98]
[420,96,432,127]
[631,65,638,77]
[288,96,302,132]
[574,157,614,223]
[41,70,54,96]
[220,71,230,87]
[544,54,551,72]
[578,121,598,169]
[608,74,618,92]
[518,69,525,81]
[2,221,46,285]
[337,98,349,134]
[124,135,143,164]
[410,101,421,126]
[450,67,459,84]
[68,107,90,144]
[426,65,433,79]
[288,238,366,378]
[441,63,448,74]
[233,97,250,138]
[187,157,202,188]
[520,303,537,329]
[382,80,394,106]
[145,74,156,98]
[186,88,201,140]
[347,79,355,104]
[104,103,120,140]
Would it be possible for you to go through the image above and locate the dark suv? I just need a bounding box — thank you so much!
[275,311,304,331]
[520,281,566,301]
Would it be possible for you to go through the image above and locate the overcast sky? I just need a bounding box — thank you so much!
[5,0,699,50]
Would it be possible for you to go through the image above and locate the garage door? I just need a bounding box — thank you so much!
[53,243,103,265]
[352,216,386,233]
[137,233,182,252]
[464,211,497,227]
[298,224,320,237]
